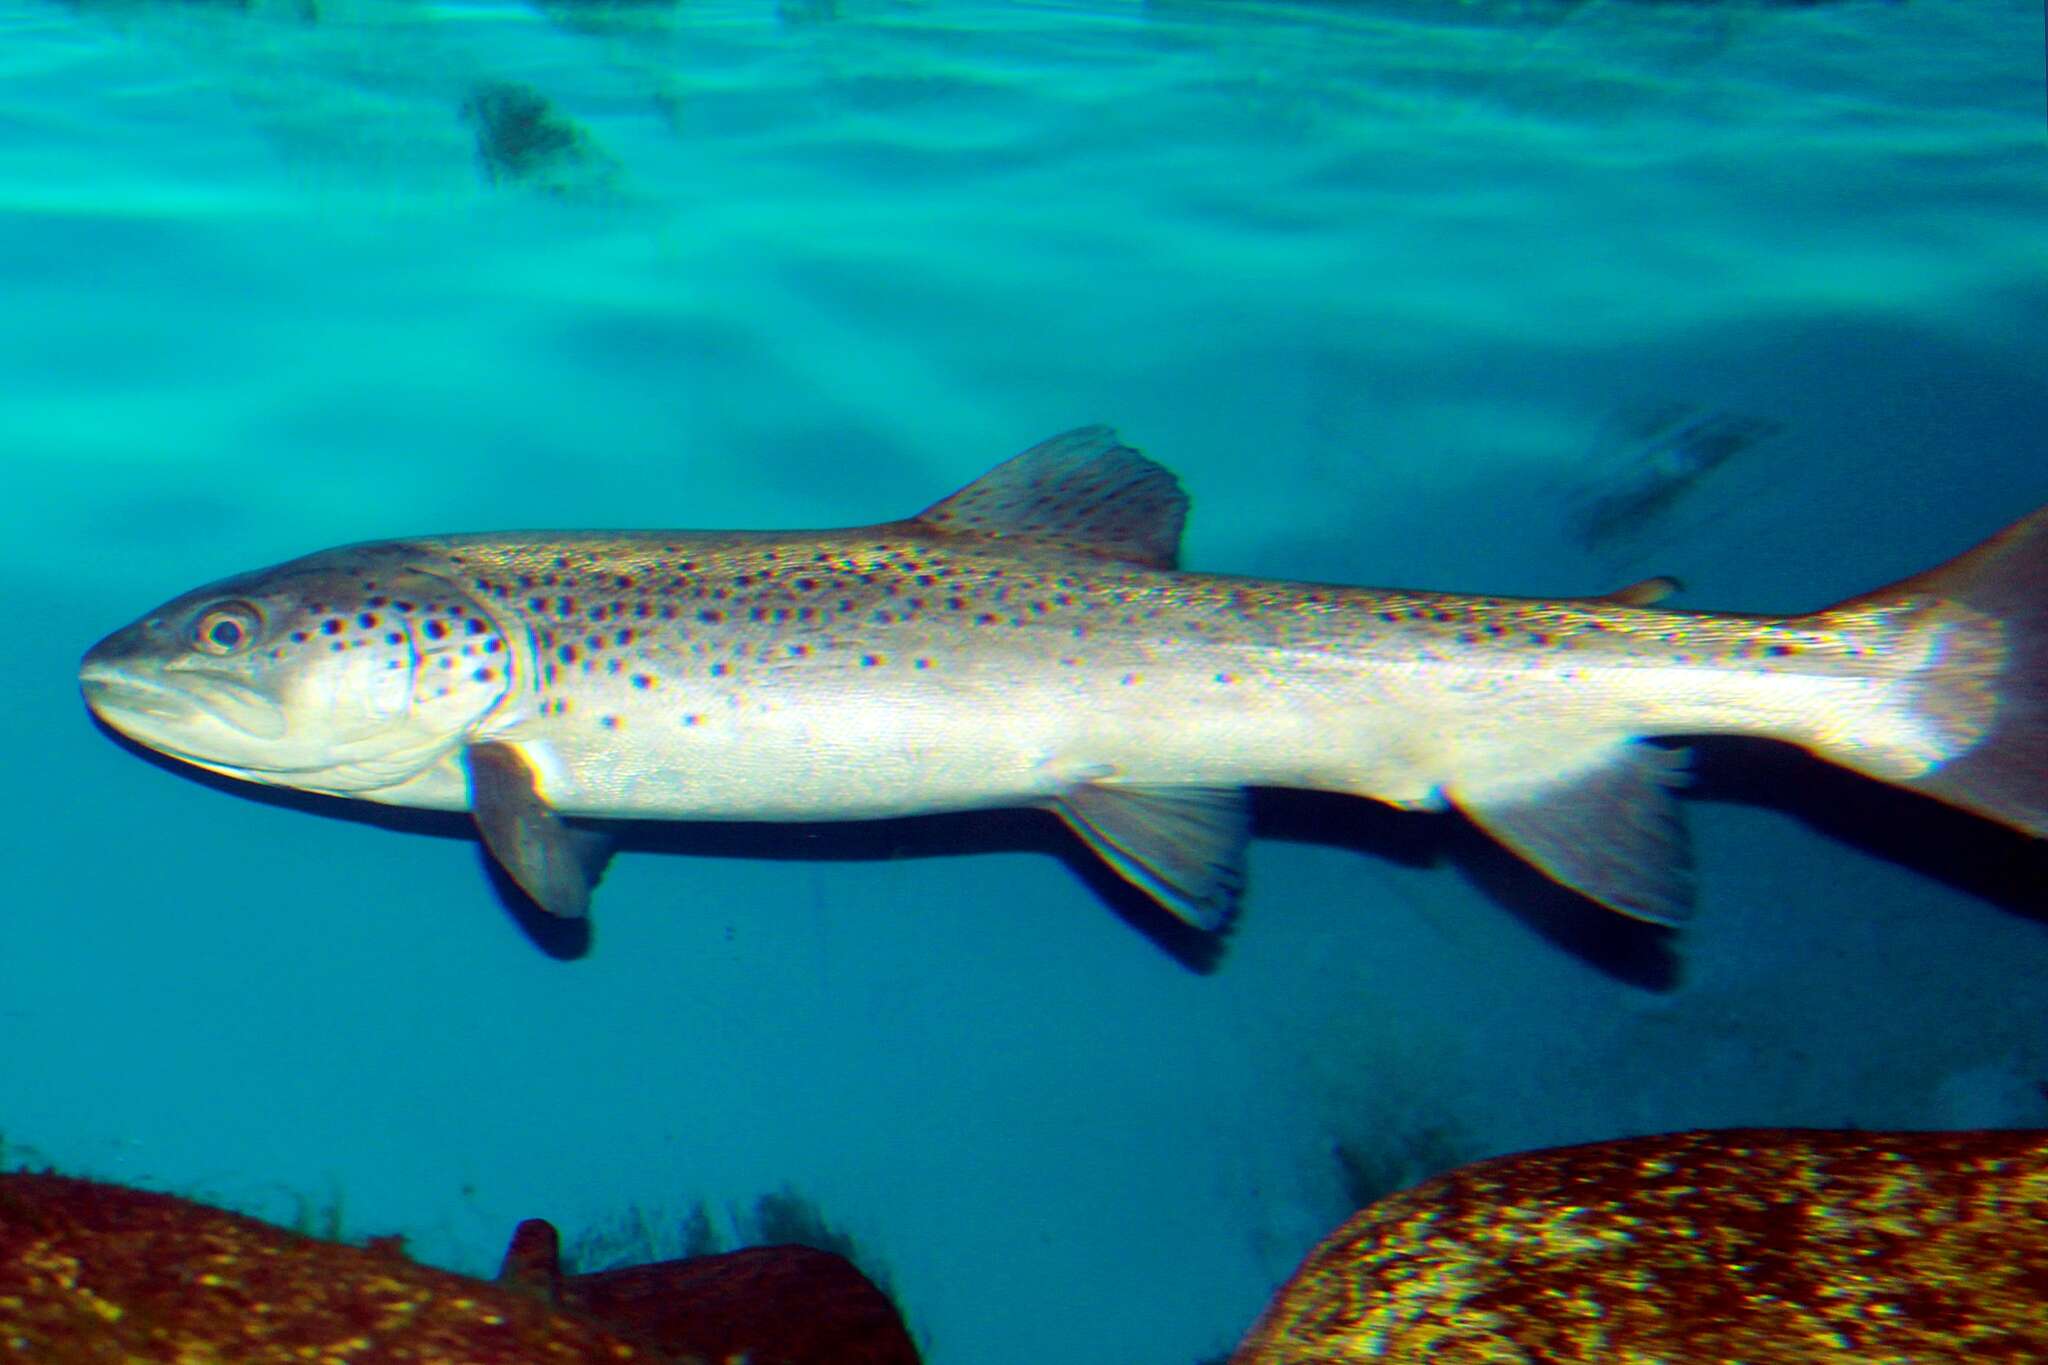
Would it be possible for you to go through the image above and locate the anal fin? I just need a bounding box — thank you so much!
[1052,782,1249,932]
[465,741,597,919]
[1452,742,1694,925]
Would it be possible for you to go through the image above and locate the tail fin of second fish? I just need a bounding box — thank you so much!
[1800,506,2046,838]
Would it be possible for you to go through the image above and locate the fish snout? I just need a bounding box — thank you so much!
[78,620,288,745]
[79,622,167,719]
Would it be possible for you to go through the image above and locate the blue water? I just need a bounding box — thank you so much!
[5,0,2046,1360]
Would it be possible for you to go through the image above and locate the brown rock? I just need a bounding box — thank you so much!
[0,1172,922,1365]
[0,1172,652,1362]
[502,1215,922,1365]
[1234,1127,2048,1364]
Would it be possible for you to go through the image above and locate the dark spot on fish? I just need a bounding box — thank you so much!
[975,613,998,626]
[473,667,495,683]
[1530,633,1551,646]
[860,654,881,667]
[599,715,618,729]
[385,632,404,646]
[290,630,308,643]
[425,620,448,641]
[710,662,729,677]
[559,644,579,664]
[465,618,486,635]
[1768,643,1796,657]
[682,714,700,727]
[320,618,341,635]
[699,609,724,624]
[914,657,931,670]
[631,673,653,689]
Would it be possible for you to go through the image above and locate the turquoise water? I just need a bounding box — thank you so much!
[6,0,2047,1360]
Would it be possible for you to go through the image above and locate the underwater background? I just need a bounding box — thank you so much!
[3,0,2045,1360]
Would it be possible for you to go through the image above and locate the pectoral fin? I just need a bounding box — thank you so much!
[1451,742,1694,925]
[465,741,595,919]
[1052,782,1249,932]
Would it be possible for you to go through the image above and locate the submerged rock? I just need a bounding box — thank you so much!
[1233,1127,2048,1364]
[0,1171,920,1363]
[504,1216,922,1365]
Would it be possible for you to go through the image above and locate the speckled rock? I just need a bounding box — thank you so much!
[0,1172,650,1362]
[1233,1127,2048,1364]
[0,1172,921,1364]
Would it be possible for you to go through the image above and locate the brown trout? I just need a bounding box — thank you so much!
[79,428,2045,935]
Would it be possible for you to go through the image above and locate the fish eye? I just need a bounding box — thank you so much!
[191,601,263,656]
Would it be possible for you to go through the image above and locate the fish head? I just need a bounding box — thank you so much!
[80,545,514,798]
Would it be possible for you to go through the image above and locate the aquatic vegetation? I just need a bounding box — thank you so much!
[283,1174,348,1243]
[1234,1127,2048,1363]
[567,1183,893,1295]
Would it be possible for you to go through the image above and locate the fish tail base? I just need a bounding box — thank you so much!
[1806,507,2046,838]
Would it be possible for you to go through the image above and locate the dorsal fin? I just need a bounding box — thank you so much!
[914,426,1188,569]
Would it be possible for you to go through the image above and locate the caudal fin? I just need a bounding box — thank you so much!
[1805,506,2047,838]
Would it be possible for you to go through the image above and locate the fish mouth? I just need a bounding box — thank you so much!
[79,661,288,749]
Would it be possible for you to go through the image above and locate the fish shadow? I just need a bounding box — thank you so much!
[1683,736,2048,923]
[1256,789,1685,991]
[90,720,2047,979]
